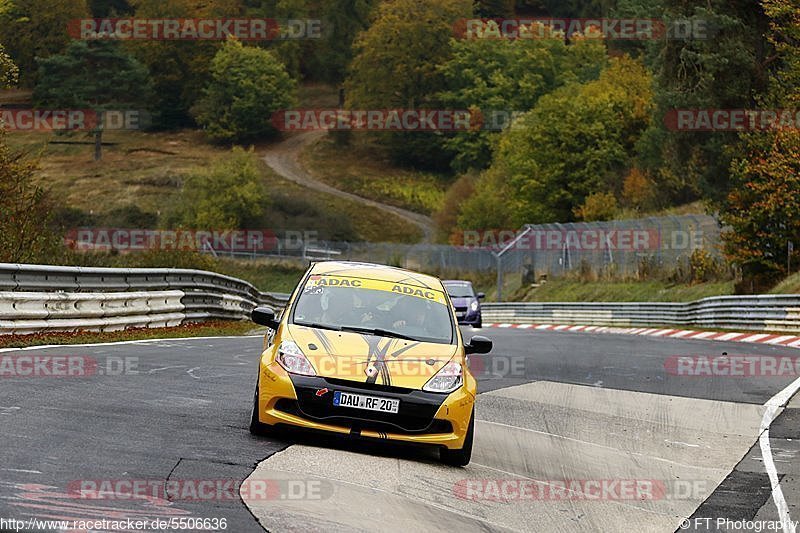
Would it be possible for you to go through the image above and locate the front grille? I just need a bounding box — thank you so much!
[284,375,451,434]
[323,377,415,395]
[274,398,452,435]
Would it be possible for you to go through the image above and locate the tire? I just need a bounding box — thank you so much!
[249,380,273,436]
[474,319,482,329]
[440,409,474,466]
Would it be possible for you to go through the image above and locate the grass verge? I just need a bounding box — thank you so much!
[10,129,221,216]
[0,320,265,349]
[205,256,306,292]
[52,251,306,293]
[513,279,736,302]
[255,151,423,243]
[769,272,800,294]
[300,134,450,216]
[8,128,422,243]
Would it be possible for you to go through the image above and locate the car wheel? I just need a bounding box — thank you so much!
[249,380,273,436]
[440,409,474,466]
[474,319,482,329]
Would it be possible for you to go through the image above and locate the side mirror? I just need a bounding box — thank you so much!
[251,307,280,329]
[476,292,485,300]
[465,335,492,355]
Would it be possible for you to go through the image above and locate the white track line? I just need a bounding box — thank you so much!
[761,376,800,533]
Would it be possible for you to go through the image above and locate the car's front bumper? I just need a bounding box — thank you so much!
[256,360,475,449]
[456,309,482,326]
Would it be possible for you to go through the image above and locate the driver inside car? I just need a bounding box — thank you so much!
[319,288,373,326]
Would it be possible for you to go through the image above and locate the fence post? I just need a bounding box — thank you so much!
[496,253,503,302]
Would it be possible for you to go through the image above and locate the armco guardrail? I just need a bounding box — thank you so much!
[482,296,800,333]
[0,263,291,335]
[5,262,799,335]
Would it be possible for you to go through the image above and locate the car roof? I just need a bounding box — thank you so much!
[309,261,443,289]
[442,280,472,286]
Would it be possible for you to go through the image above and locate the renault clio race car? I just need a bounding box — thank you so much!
[249,261,492,466]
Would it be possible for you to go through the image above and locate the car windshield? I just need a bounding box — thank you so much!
[291,276,454,344]
[444,283,475,299]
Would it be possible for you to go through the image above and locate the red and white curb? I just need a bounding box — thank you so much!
[485,323,800,349]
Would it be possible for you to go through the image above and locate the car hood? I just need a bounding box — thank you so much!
[285,324,458,389]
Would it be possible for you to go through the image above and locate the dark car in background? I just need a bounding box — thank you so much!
[442,280,484,328]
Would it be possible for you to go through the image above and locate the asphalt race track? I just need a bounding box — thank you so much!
[0,327,798,532]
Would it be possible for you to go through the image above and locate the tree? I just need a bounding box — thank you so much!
[475,0,515,17]
[89,0,133,16]
[0,130,61,263]
[192,38,295,143]
[516,0,616,18]
[181,147,269,230]
[34,40,153,160]
[0,0,90,86]
[243,0,309,80]
[573,191,619,221]
[721,130,800,288]
[344,0,473,169]
[304,0,379,83]
[0,42,18,88]
[438,23,607,171]
[457,56,654,229]
[758,0,800,106]
[433,173,477,242]
[719,0,800,290]
[346,0,473,109]
[127,0,242,127]
[618,0,771,204]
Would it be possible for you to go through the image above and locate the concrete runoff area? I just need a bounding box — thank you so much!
[243,381,767,532]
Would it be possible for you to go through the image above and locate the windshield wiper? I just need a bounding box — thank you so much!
[293,321,342,332]
[339,326,418,341]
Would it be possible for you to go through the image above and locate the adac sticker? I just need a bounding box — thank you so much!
[306,276,446,305]
[307,276,363,288]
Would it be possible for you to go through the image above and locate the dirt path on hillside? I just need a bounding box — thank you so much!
[262,130,436,243]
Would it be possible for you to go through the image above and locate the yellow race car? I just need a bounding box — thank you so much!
[249,261,492,466]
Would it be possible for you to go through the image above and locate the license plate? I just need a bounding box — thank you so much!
[333,391,399,414]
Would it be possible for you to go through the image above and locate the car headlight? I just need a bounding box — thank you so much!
[423,361,463,393]
[276,340,316,376]
[470,301,479,311]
